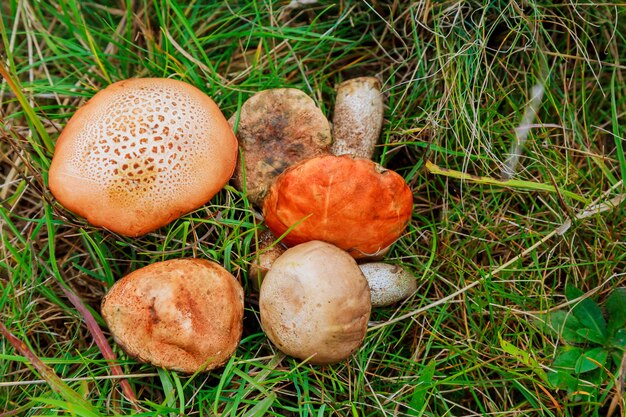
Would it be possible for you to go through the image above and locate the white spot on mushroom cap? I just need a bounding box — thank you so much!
[143,285,193,334]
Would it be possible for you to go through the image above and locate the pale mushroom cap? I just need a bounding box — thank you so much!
[263,155,414,259]
[229,88,331,207]
[259,241,371,364]
[49,78,238,237]
[101,258,244,373]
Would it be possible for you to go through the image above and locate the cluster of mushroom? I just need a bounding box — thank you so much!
[235,79,417,363]
[47,77,417,373]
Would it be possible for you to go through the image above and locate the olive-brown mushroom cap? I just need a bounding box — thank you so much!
[101,258,244,373]
[49,78,238,237]
[262,155,413,259]
[259,241,371,364]
[229,88,331,207]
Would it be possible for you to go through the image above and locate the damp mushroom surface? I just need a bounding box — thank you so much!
[48,78,238,237]
[101,258,244,373]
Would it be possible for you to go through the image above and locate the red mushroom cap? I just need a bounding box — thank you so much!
[262,155,413,259]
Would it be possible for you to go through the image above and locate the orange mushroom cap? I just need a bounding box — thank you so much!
[262,155,413,259]
[101,258,244,373]
[49,78,237,237]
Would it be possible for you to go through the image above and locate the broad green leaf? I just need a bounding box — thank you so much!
[545,310,588,344]
[408,359,436,413]
[576,327,607,345]
[610,328,626,350]
[553,346,583,371]
[574,347,608,374]
[548,370,579,391]
[565,285,607,342]
[606,288,626,334]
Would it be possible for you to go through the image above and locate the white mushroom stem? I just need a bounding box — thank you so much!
[331,77,384,159]
[359,263,417,307]
[249,230,286,292]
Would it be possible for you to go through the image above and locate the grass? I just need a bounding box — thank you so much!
[1,1,626,415]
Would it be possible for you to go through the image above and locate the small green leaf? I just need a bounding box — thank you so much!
[606,288,626,334]
[576,327,607,344]
[574,347,608,374]
[543,311,587,344]
[566,285,607,341]
[548,370,579,391]
[553,346,583,370]
[610,329,626,350]
[409,359,436,412]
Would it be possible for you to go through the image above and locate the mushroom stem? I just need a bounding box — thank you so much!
[358,263,417,307]
[331,77,384,159]
[248,229,286,292]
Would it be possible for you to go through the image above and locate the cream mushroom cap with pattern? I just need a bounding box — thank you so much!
[49,78,237,237]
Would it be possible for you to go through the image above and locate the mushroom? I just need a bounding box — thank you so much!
[229,88,331,207]
[249,237,414,307]
[331,77,384,159]
[48,78,237,237]
[248,229,286,292]
[101,258,244,373]
[262,154,413,259]
[358,263,417,307]
[259,240,371,364]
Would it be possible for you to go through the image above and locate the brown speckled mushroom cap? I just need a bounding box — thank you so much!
[229,88,331,207]
[260,240,371,364]
[49,78,237,237]
[262,155,414,259]
[101,258,244,373]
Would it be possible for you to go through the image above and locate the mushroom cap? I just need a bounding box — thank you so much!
[262,155,413,259]
[260,241,371,364]
[49,78,238,237]
[101,258,244,373]
[229,88,331,207]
